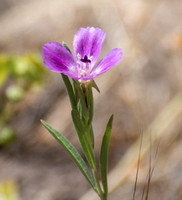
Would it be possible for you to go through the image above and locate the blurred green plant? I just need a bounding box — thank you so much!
[0,54,46,147]
[0,126,16,147]
[0,54,45,87]
[0,180,19,200]
[5,85,24,102]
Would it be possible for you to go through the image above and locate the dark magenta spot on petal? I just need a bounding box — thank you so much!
[80,55,91,63]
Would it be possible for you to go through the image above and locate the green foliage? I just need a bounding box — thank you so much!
[0,54,45,85]
[41,120,99,194]
[100,115,114,199]
[61,74,77,110]
[5,85,24,102]
[0,53,46,148]
[0,126,16,147]
[0,180,19,200]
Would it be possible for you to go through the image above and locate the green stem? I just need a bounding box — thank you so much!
[93,168,106,200]
[74,81,106,199]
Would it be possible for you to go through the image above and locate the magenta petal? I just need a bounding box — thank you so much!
[42,42,77,74]
[91,48,123,78]
[73,27,106,65]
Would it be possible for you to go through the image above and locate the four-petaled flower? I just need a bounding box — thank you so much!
[42,27,123,81]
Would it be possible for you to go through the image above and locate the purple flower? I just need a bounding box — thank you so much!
[42,27,123,81]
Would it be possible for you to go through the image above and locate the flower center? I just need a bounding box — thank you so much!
[77,54,92,79]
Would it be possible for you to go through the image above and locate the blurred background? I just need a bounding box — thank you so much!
[0,0,182,199]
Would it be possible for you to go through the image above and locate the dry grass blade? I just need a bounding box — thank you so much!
[132,133,143,200]
[79,92,182,200]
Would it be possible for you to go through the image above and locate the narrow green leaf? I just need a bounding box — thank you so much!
[89,125,94,150]
[40,120,98,193]
[71,109,96,169]
[100,115,114,198]
[61,73,76,110]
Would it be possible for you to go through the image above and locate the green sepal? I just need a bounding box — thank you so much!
[71,109,96,169]
[91,80,100,93]
[100,115,114,199]
[40,120,99,194]
[61,73,77,110]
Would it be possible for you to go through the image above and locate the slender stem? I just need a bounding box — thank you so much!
[93,168,106,200]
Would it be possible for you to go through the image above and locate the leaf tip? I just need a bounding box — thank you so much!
[110,114,114,123]
[40,119,46,126]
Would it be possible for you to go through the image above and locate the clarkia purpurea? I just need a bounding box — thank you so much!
[41,27,123,200]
